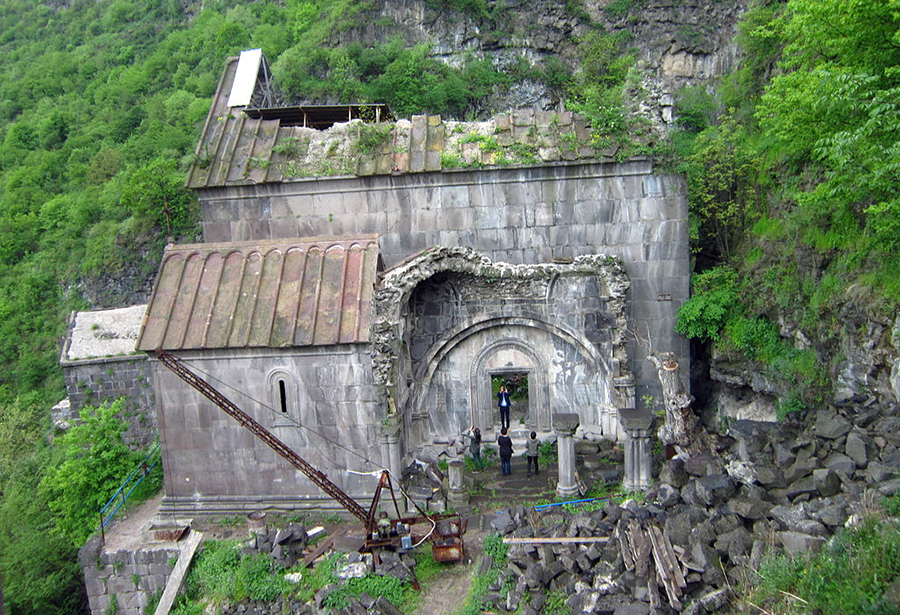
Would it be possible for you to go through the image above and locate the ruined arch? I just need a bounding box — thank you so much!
[373,246,631,445]
[469,337,549,431]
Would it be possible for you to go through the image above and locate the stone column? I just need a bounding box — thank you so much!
[447,459,468,508]
[613,374,636,442]
[620,409,653,491]
[553,413,580,499]
[380,416,403,481]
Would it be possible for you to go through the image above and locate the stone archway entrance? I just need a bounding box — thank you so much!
[491,372,529,430]
[470,338,551,433]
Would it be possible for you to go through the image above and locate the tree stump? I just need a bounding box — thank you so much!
[648,352,700,456]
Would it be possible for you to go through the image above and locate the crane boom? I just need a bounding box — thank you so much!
[155,349,369,522]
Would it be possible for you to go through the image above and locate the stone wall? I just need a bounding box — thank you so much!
[197,160,689,404]
[152,345,385,515]
[79,534,178,615]
[60,356,157,448]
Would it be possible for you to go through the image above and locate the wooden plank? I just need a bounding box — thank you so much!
[154,530,203,615]
[300,535,335,568]
[617,525,634,571]
[502,536,610,545]
[647,559,661,609]
[629,520,649,578]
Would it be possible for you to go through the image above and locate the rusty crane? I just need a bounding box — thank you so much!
[155,349,466,562]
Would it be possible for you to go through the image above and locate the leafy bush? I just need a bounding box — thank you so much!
[182,541,292,605]
[544,589,572,615]
[356,123,393,154]
[724,316,781,361]
[674,85,717,132]
[538,439,557,466]
[675,266,739,341]
[39,399,160,544]
[482,533,508,564]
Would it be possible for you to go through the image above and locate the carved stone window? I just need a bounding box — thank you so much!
[268,369,301,427]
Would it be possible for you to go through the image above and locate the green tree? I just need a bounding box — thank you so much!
[120,157,199,239]
[756,0,900,255]
[687,112,761,261]
[39,400,148,544]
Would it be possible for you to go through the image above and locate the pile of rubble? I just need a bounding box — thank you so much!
[242,522,310,569]
[487,501,731,615]
[482,408,900,614]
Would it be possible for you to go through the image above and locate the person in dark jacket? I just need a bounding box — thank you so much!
[497,427,514,475]
[464,426,482,470]
[526,431,540,476]
[497,385,511,430]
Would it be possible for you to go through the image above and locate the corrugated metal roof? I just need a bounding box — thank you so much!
[137,237,380,351]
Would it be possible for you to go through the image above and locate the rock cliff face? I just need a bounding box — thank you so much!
[339,0,747,123]
[708,304,900,426]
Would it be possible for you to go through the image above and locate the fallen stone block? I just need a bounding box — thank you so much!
[695,474,736,506]
[845,431,873,468]
[813,468,842,497]
[816,411,851,440]
[877,478,900,496]
[825,452,857,475]
[727,497,771,520]
[869,462,896,482]
[778,531,826,556]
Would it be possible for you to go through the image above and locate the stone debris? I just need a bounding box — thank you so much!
[476,406,900,614]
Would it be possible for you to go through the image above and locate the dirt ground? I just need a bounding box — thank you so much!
[412,525,488,615]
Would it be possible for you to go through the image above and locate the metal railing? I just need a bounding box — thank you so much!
[98,443,161,536]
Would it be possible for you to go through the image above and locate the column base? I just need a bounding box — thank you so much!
[556,484,581,499]
[448,490,469,507]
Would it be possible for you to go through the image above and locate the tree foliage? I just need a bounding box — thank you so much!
[756,0,900,255]
[686,112,761,261]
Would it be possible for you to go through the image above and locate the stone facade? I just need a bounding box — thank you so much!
[196,160,689,404]
[61,356,157,448]
[373,248,632,454]
[152,346,385,515]
[79,534,178,615]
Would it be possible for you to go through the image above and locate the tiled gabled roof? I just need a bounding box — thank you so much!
[137,236,380,351]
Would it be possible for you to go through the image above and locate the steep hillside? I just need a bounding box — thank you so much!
[1,0,899,613]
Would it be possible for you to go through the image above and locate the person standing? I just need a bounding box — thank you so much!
[498,427,514,476]
[497,385,511,430]
[526,431,540,476]
[464,426,482,470]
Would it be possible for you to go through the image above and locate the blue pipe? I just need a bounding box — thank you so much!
[533,497,609,511]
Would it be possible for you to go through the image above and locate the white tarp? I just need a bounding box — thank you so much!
[227,48,263,107]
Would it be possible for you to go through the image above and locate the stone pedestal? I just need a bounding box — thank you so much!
[447,459,468,507]
[553,413,581,499]
[620,409,653,491]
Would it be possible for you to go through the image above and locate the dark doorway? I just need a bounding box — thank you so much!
[491,372,529,431]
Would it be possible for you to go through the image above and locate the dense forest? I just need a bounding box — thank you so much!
[0,0,898,613]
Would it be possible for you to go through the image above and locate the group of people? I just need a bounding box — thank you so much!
[464,385,541,477]
[465,426,540,476]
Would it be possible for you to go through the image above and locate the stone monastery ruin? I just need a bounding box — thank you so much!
[130,49,689,515]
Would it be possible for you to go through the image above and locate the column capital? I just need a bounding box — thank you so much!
[552,413,580,436]
[619,408,653,432]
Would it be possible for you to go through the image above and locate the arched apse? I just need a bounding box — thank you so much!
[374,246,632,447]
[411,320,619,442]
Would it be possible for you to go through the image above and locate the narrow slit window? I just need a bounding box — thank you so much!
[279,379,288,414]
